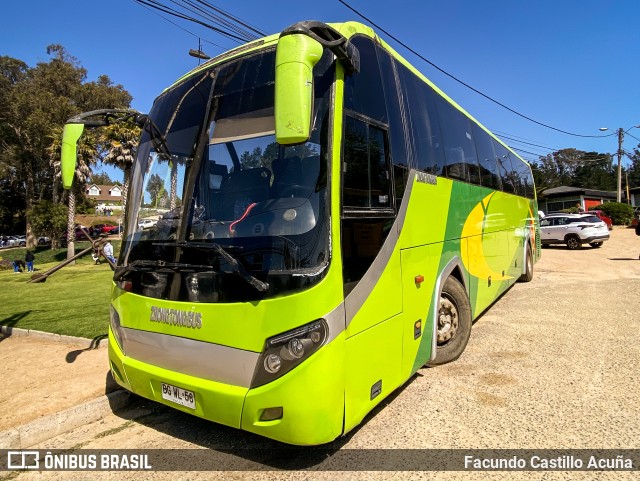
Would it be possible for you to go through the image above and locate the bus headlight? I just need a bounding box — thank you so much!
[251,319,328,388]
[109,305,125,355]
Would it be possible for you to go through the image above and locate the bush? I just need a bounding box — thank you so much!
[590,202,634,225]
[0,258,13,271]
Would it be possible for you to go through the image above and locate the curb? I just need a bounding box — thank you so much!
[0,390,132,449]
[0,325,108,349]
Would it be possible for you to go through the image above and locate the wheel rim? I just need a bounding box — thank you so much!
[437,294,459,345]
[567,237,579,249]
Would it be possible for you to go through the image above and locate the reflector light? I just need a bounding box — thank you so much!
[259,407,283,421]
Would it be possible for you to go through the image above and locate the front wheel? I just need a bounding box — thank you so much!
[426,276,472,367]
[589,242,603,248]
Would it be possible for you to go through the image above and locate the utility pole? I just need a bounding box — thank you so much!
[616,127,624,203]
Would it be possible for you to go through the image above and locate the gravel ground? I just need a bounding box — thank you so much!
[4,227,640,481]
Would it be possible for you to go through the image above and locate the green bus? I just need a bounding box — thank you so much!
[61,21,540,445]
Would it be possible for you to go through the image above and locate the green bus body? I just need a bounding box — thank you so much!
[103,21,539,445]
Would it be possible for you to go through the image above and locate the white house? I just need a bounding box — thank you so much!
[86,184,123,213]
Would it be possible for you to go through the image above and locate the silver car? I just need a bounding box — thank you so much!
[540,213,610,250]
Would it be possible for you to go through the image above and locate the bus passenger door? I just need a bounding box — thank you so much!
[340,115,403,433]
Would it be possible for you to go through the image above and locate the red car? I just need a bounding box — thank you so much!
[589,210,613,230]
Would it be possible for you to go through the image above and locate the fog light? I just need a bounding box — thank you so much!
[264,354,281,373]
[283,209,297,221]
[259,407,283,421]
[287,338,304,358]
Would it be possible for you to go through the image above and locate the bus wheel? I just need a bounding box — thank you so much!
[518,244,534,282]
[426,276,472,366]
[566,235,581,250]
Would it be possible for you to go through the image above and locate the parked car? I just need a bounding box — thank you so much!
[138,219,158,230]
[93,223,117,234]
[37,236,51,245]
[3,235,25,247]
[539,213,609,249]
[60,228,97,246]
[588,210,613,230]
[1,235,19,247]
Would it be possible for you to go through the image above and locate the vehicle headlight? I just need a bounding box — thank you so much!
[251,319,328,388]
[109,305,125,355]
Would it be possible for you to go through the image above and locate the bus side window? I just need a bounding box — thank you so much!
[342,115,394,295]
[472,124,502,190]
[343,116,392,210]
[436,98,479,183]
[377,47,411,203]
[494,141,517,195]
[395,60,444,177]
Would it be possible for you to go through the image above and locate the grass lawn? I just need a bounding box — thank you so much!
[0,241,121,339]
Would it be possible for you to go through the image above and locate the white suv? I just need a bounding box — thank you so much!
[540,213,610,250]
[138,219,157,230]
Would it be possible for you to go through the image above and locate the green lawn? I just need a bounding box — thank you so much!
[0,242,121,339]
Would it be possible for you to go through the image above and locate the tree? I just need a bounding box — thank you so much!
[0,45,132,249]
[531,148,614,193]
[627,143,640,188]
[571,152,615,191]
[28,200,67,249]
[90,172,114,185]
[102,121,140,215]
[146,174,165,207]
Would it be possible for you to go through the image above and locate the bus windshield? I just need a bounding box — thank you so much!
[120,48,335,302]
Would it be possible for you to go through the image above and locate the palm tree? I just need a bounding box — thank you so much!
[169,158,179,210]
[102,122,140,215]
[49,125,98,259]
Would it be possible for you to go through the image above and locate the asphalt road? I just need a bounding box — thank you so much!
[9,227,640,481]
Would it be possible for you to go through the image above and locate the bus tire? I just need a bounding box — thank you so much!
[426,276,472,367]
[518,244,534,282]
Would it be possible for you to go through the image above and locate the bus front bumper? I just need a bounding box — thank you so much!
[108,329,345,445]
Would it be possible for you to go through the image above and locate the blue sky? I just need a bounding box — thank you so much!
[2,0,639,182]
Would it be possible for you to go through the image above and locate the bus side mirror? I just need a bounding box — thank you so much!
[61,123,85,189]
[274,33,323,145]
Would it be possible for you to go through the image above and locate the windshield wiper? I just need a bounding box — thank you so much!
[114,259,214,281]
[151,241,270,292]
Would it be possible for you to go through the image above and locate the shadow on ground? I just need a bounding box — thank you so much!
[0,310,32,342]
[107,372,421,470]
[65,334,108,363]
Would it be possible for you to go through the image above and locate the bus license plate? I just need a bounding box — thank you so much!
[161,382,196,409]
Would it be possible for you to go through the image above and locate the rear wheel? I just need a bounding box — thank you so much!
[589,241,603,248]
[566,235,581,250]
[519,244,534,282]
[426,276,472,367]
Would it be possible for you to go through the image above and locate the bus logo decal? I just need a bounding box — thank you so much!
[150,307,203,329]
[416,172,437,185]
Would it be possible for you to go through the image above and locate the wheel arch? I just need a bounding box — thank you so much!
[429,256,467,362]
[521,231,534,277]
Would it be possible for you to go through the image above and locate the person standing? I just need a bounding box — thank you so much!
[103,240,116,264]
[25,250,35,272]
